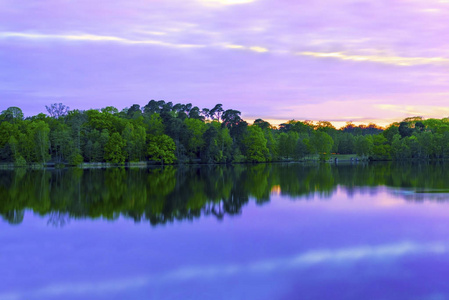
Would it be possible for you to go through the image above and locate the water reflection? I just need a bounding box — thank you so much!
[1,162,449,225]
[3,241,446,300]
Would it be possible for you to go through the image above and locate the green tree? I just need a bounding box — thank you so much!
[122,122,136,162]
[147,113,165,135]
[278,132,288,158]
[382,124,399,143]
[303,138,315,159]
[294,137,308,160]
[442,132,449,158]
[287,120,313,135]
[399,122,412,138]
[416,131,434,159]
[406,135,421,158]
[354,135,373,159]
[212,121,233,162]
[98,130,110,161]
[201,124,221,163]
[50,123,74,163]
[371,134,391,160]
[253,119,272,131]
[1,107,24,124]
[8,136,19,162]
[121,122,146,162]
[105,132,126,164]
[122,123,146,161]
[263,127,278,160]
[242,126,269,162]
[0,122,19,161]
[126,104,142,119]
[315,121,337,134]
[285,131,299,159]
[184,118,207,158]
[391,134,409,160]
[18,126,34,163]
[66,109,86,154]
[134,125,147,161]
[311,131,334,161]
[147,134,176,164]
[337,133,355,154]
[31,121,51,163]
[278,131,300,159]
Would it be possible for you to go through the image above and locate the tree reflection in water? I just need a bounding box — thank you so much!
[1,162,449,225]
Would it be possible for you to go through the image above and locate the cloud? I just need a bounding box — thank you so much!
[249,46,268,53]
[1,31,273,55]
[0,32,204,49]
[6,31,448,68]
[198,0,257,5]
[223,43,268,52]
[375,103,449,117]
[2,29,449,67]
[299,51,449,66]
[0,30,270,56]
[225,44,246,49]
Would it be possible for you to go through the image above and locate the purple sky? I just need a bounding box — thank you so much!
[1,0,449,127]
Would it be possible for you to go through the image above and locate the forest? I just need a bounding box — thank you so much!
[1,101,449,165]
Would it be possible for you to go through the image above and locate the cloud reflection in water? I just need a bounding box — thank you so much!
[1,241,446,300]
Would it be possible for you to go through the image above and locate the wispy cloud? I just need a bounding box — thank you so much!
[3,31,449,67]
[249,46,268,53]
[223,43,268,53]
[0,32,204,49]
[198,0,257,6]
[299,51,449,66]
[375,103,449,116]
[1,31,274,54]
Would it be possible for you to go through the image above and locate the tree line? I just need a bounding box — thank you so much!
[1,101,448,165]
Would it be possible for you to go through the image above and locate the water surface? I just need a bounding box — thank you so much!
[1,163,449,300]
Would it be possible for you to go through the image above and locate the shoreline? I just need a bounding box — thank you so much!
[3,156,442,171]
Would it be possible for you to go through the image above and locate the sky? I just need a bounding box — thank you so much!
[1,0,449,127]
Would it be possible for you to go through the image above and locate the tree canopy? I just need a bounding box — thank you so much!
[2,102,449,165]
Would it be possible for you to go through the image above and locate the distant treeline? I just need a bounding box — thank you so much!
[1,101,448,164]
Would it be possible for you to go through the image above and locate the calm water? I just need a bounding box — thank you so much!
[2,163,449,300]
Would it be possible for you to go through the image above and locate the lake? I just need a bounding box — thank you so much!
[1,162,449,300]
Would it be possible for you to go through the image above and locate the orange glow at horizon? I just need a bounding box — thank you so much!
[242,97,449,129]
[243,117,393,129]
